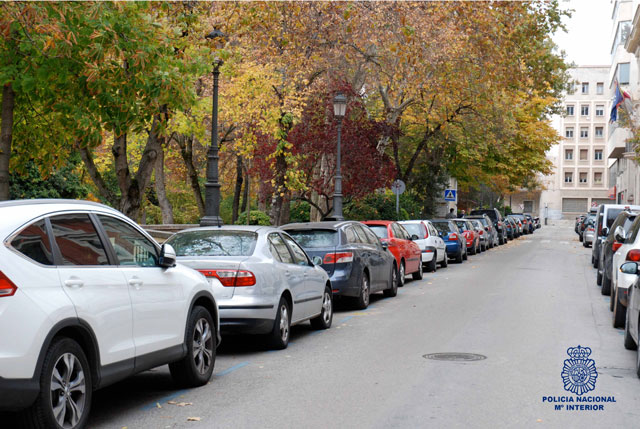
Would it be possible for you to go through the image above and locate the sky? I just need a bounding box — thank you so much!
[552,0,613,66]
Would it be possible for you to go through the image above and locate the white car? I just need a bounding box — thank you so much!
[611,216,640,328]
[0,200,220,429]
[398,220,447,272]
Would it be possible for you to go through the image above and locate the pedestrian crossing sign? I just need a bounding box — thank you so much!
[444,189,457,202]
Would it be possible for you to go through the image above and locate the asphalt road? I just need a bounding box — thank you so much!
[7,222,640,428]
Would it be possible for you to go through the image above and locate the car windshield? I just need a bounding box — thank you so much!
[432,222,451,234]
[367,225,388,239]
[454,221,468,231]
[166,230,258,257]
[286,229,337,248]
[401,223,422,237]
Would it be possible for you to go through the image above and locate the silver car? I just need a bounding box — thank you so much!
[165,226,332,349]
[583,218,595,247]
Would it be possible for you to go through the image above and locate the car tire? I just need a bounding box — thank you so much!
[354,272,370,310]
[613,288,626,329]
[398,261,405,287]
[265,297,291,350]
[311,286,333,330]
[610,286,616,311]
[624,304,637,350]
[23,338,92,429]
[463,248,468,261]
[413,260,424,280]
[455,249,464,263]
[596,269,602,286]
[383,264,398,298]
[169,305,216,386]
[469,244,476,255]
[583,239,588,248]
[426,252,437,273]
[440,252,448,268]
[579,234,583,242]
[601,270,611,296]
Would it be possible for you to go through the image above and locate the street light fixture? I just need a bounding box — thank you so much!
[201,28,227,227]
[332,93,347,221]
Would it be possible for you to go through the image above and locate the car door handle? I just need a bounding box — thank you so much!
[284,270,291,277]
[128,277,143,288]
[64,277,84,288]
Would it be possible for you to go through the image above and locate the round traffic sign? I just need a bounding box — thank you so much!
[392,179,406,195]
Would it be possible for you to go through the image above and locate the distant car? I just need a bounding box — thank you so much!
[469,209,506,244]
[506,215,523,237]
[583,218,596,247]
[281,221,398,309]
[575,214,587,234]
[579,213,596,242]
[166,226,334,349]
[398,220,447,272]
[465,214,498,248]
[510,213,530,235]
[611,216,640,328]
[361,220,423,286]
[453,219,480,255]
[431,219,467,262]
[470,219,489,251]
[503,217,515,240]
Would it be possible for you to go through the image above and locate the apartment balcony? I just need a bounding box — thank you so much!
[608,125,633,159]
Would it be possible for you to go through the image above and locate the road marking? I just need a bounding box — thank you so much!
[216,361,250,376]
[340,316,354,324]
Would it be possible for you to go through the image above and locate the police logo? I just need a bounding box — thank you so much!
[561,346,598,396]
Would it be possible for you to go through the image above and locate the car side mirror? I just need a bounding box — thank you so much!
[620,262,639,275]
[312,256,323,266]
[380,239,389,250]
[602,227,609,236]
[614,226,627,243]
[411,234,419,241]
[159,244,177,268]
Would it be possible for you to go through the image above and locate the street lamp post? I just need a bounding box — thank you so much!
[332,93,347,221]
[201,29,226,227]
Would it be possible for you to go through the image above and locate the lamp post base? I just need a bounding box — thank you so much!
[200,215,223,227]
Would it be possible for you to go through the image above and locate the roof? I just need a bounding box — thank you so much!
[281,220,359,230]
[361,220,395,225]
[176,225,271,234]
[0,198,111,210]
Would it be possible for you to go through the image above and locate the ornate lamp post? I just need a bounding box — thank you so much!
[201,29,226,227]
[332,93,347,221]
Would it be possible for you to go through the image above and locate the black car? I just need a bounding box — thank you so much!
[469,208,505,244]
[281,221,398,309]
[599,210,638,296]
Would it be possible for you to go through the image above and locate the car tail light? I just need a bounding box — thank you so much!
[323,252,354,264]
[613,242,623,252]
[449,233,458,241]
[0,271,17,297]
[479,230,484,235]
[626,249,640,262]
[198,269,256,287]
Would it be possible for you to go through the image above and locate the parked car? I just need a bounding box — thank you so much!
[465,214,498,248]
[593,204,640,270]
[0,199,221,428]
[619,261,640,377]
[167,226,334,349]
[470,219,489,251]
[469,208,506,244]
[398,220,447,272]
[611,216,640,328]
[510,213,529,235]
[522,213,535,234]
[533,216,541,229]
[281,221,398,309]
[361,220,423,285]
[503,217,515,240]
[575,214,587,234]
[506,215,523,237]
[598,210,639,295]
[583,217,596,247]
[431,219,467,262]
[453,219,480,255]
[578,213,596,242]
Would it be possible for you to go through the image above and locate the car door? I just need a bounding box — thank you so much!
[282,233,322,320]
[96,214,185,359]
[429,223,445,260]
[269,233,308,322]
[354,224,386,291]
[49,213,135,367]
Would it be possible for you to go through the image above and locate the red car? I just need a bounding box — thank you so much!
[361,220,423,286]
[454,219,480,255]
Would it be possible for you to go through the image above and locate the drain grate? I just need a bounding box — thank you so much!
[423,353,487,362]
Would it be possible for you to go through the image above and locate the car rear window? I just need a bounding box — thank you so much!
[432,222,451,234]
[167,230,257,257]
[367,225,388,239]
[455,221,468,231]
[401,223,422,237]
[470,210,496,220]
[286,229,337,248]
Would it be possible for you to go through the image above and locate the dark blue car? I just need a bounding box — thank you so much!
[281,221,397,310]
[431,219,467,263]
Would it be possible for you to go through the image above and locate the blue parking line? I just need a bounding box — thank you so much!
[340,316,353,324]
[216,361,250,376]
[142,389,188,411]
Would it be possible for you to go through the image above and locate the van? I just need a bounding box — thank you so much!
[593,204,640,269]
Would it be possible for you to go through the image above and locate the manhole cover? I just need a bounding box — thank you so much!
[423,353,487,362]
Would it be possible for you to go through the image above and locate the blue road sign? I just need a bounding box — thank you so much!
[444,189,457,202]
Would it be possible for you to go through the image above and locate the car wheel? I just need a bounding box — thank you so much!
[455,249,464,263]
[596,269,602,286]
[398,261,405,287]
[383,264,398,297]
[624,303,637,350]
[469,244,476,255]
[355,272,370,310]
[426,252,437,273]
[413,260,424,280]
[583,239,588,248]
[463,248,468,261]
[169,306,216,386]
[23,338,92,429]
[266,297,291,350]
[579,234,583,242]
[311,286,333,330]
[610,285,616,311]
[440,252,448,268]
[601,269,611,296]
[613,288,626,329]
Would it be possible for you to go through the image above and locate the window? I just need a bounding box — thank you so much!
[580,127,589,138]
[49,214,108,266]
[368,225,388,239]
[268,233,294,264]
[581,105,589,116]
[595,150,603,160]
[166,229,256,257]
[597,83,604,94]
[595,127,603,138]
[594,172,603,184]
[565,172,573,183]
[581,82,589,94]
[579,172,588,183]
[566,105,574,116]
[580,149,588,161]
[565,149,573,160]
[98,215,159,266]
[616,62,630,85]
[359,225,382,246]
[286,229,337,248]
[282,235,309,266]
[11,220,54,265]
[565,127,574,138]
[344,226,358,244]
[596,105,604,116]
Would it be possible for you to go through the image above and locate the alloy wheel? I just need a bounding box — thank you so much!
[193,318,214,375]
[50,352,86,428]
[362,275,370,306]
[322,291,332,324]
[279,304,290,343]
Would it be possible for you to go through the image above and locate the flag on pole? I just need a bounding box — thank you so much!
[610,80,631,123]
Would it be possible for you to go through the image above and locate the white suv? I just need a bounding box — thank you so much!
[0,200,220,429]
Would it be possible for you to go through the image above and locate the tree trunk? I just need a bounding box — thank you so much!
[174,133,205,217]
[269,149,288,226]
[231,155,243,223]
[241,167,249,214]
[0,83,15,201]
[155,142,174,224]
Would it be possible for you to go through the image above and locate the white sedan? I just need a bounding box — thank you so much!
[398,220,447,272]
